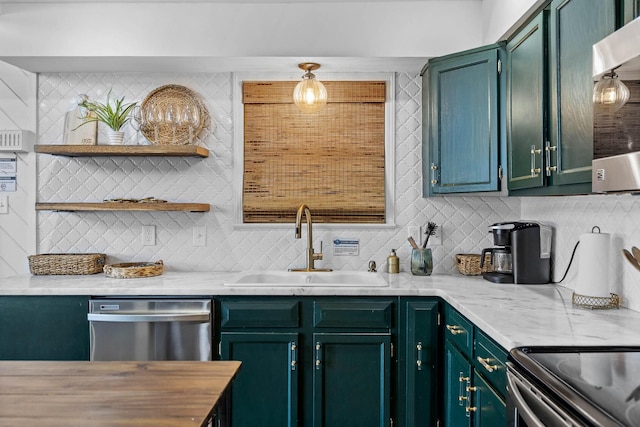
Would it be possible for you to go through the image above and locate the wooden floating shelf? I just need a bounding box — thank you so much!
[35,144,209,158]
[36,202,210,212]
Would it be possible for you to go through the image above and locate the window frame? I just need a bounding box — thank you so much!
[232,71,396,229]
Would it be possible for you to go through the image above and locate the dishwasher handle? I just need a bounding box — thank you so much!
[88,312,210,323]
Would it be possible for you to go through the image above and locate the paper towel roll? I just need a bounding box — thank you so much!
[576,232,611,298]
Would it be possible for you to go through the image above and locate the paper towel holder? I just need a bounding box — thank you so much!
[571,225,620,309]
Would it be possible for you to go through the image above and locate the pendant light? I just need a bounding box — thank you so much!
[593,68,630,113]
[293,63,328,113]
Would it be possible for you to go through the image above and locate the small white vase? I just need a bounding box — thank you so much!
[106,130,125,145]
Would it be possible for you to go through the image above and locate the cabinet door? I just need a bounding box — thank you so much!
[220,332,300,427]
[0,296,89,360]
[312,333,391,427]
[397,299,439,427]
[472,372,506,427]
[507,12,547,191]
[443,340,472,427]
[426,46,501,195]
[548,0,617,188]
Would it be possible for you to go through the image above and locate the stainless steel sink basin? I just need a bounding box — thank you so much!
[225,271,389,287]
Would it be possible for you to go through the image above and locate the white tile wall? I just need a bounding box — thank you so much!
[36,72,640,312]
[37,72,521,275]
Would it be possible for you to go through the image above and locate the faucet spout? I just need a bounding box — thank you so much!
[290,204,332,272]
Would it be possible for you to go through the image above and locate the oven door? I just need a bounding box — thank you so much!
[506,363,585,427]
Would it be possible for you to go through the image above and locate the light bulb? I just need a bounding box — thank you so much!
[293,63,328,113]
[593,70,630,113]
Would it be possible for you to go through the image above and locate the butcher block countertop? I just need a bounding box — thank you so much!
[0,360,241,427]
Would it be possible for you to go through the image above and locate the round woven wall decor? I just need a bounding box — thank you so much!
[140,84,208,145]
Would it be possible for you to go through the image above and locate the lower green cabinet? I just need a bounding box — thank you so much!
[312,333,391,427]
[0,296,89,360]
[397,299,439,427]
[443,341,472,426]
[218,296,440,427]
[442,304,506,427]
[220,332,299,426]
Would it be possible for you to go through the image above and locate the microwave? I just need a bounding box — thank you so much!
[592,17,640,193]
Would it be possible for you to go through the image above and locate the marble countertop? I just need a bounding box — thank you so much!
[2,271,640,351]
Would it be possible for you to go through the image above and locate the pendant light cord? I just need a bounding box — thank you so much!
[553,240,580,284]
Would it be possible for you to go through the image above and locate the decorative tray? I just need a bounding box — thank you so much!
[103,260,164,279]
[140,84,208,145]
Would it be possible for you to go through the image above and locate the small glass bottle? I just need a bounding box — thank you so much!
[387,249,399,274]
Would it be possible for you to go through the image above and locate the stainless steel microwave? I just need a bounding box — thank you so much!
[592,17,640,193]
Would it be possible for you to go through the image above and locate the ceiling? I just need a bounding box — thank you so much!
[0,0,481,2]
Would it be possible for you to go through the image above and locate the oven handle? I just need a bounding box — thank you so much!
[506,369,549,427]
[87,312,210,322]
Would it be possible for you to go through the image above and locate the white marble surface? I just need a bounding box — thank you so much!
[2,271,640,351]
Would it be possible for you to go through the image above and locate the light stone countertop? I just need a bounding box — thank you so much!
[2,271,640,351]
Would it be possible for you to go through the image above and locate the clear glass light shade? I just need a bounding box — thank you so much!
[593,71,630,113]
[293,75,327,114]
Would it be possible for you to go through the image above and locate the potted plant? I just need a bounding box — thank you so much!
[76,90,137,144]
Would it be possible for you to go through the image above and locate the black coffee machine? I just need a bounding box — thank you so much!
[480,221,552,284]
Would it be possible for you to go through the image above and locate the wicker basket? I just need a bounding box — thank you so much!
[104,260,164,279]
[455,253,492,276]
[28,253,106,275]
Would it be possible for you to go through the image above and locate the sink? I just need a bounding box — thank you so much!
[225,271,389,287]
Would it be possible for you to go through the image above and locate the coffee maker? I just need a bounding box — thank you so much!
[480,221,552,284]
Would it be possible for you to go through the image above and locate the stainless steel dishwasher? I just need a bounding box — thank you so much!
[88,298,213,361]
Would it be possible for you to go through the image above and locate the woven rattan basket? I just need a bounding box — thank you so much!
[140,84,208,145]
[28,253,106,275]
[103,260,164,279]
[455,253,492,276]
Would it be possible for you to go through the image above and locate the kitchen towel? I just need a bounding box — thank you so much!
[576,231,611,300]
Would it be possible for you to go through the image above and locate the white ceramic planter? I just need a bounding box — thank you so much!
[106,130,125,145]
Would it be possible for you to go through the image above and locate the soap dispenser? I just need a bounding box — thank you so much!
[387,249,399,274]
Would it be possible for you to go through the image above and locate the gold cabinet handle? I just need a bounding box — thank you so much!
[476,356,498,373]
[446,324,464,335]
[466,406,477,413]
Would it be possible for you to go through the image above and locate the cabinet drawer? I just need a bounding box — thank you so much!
[220,300,300,328]
[443,305,473,358]
[313,300,393,328]
[474,330,507,396]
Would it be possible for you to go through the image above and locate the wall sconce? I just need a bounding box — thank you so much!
[293,63,328,113]
[593,68,630,113]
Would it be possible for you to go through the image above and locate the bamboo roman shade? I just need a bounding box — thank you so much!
[242,81,386,223]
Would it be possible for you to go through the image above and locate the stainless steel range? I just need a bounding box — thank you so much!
[507,347,640,426]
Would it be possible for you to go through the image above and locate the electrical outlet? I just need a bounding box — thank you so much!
[142,225,156,246]
[428,225,442,246]
[0,196,7,214]
[408,225,421,247]
[193,226,206,247]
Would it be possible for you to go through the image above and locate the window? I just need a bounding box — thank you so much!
[233,73,395,226]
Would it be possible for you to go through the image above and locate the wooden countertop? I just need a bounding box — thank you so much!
[0,360,241,427]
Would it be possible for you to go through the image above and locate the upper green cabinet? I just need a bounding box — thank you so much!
[506,12,547,191]
[422,44,504,196]
[507,0,619,195]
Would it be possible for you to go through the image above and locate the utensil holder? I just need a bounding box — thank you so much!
[411,248,433,276]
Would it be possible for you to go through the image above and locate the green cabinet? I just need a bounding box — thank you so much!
[507,0,618,195]
[218,297,395,427]
[0,296,89,360]
[220,332,299,426]
[441,304,507,427]
[422,44,503,196]
[396,299,439,427]
[312,333,391,426]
